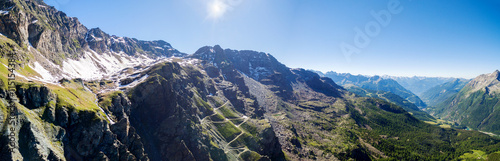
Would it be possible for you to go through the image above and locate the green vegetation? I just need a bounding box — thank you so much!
[218,105,239,119]
[208,96,224,107]
[459,150,487,160]
[17,65,42,78]
[0,60,11,89]
[213,121,242,141]
[72,39,81,49]
[298,101,330,111]
[424,118,458,129]
[346,85,435,121]
[85,80,115,93]
[98,91,123,110]
[433,88,500,134]
[194,94,212,110]
[240,122,258,136]
[210,113,226,121]
[457,150,500,161]
[239,151,262,161]
[488,151,500,161]
[228,132,255,148]
[351,97,500,160]
[229,118,245,125]
[46,80,102,114]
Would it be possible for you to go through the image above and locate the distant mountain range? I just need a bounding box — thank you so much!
[431,70,500,134]
[382,76,457,96]
[318,71,427,108]
[344,84,435,122]
[420,78,470,107]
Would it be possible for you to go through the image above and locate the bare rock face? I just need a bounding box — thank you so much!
[105,93,148,161]
[16,84,56,109]
[127,62,211,161]
[465,70,500,95]
[17,120,66,161]
[0,80,149,161]
[0,0,88,64]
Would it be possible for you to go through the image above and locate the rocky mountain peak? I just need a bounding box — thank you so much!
[87,28,106,39]
[464,70,500,95]
[493,70,500,80]
[191,45,225,62]
[0,0,186,81]
[213,44,223,52]
[190,45,284,80]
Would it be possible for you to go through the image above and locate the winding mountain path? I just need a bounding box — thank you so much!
[199,100,252,157]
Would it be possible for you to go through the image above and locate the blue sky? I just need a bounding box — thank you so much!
[45,0,500,78]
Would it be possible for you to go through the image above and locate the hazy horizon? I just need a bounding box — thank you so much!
[45,0,500,79]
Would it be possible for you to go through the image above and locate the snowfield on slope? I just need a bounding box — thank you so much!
[60,50,155,80]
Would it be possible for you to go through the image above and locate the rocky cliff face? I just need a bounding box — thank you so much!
[0,81,149,161]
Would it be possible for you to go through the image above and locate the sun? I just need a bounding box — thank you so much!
[207,0,228,20]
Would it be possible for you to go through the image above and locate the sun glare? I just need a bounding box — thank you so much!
[207,0,228,20]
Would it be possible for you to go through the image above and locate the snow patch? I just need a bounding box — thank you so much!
[31,62,55,81]
[178,58,201,67]
[119,74,149,88]
[13,71,60,86]
[111,37,126,44]
[248,62,272,80]
[62,52,103,80]
[61,50,156,80]
[0,10,9,15]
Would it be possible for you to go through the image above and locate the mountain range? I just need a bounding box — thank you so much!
[420,78,470,107]
[318,71,427,108]
[1,0,500,161]
[431,70,500,135]
[343,84,435,122]
[383,76,457,96]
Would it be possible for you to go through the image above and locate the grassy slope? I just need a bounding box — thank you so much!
[351,97,500,160]
[434,88,500,134]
